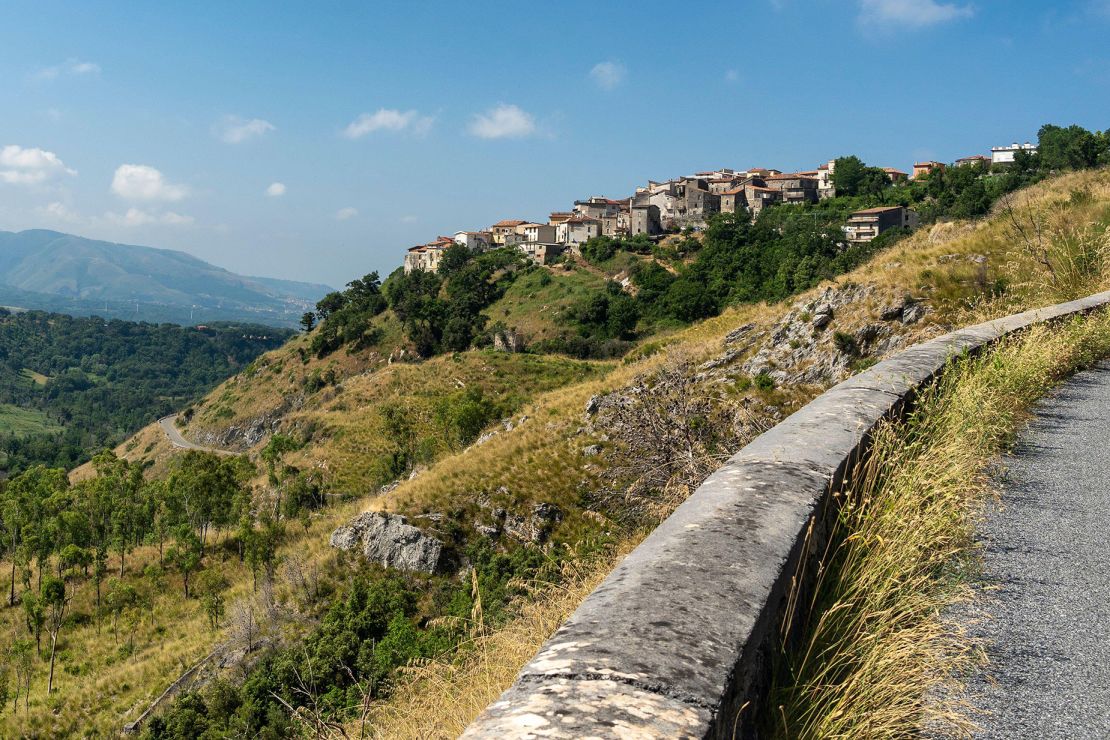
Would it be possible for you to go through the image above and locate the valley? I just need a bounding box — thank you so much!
[2,127,1109,737]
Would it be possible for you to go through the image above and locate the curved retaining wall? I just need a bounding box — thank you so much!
[463,290,1110,739]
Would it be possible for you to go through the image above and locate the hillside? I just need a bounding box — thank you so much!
[0,311,293,473]
[0,230,332,328]
[2,159,1109,736]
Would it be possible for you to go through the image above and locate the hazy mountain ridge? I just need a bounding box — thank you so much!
[0,229,333,327]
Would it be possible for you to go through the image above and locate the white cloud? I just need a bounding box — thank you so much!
[589,61,626,90]
[111,164,189,202]
[37,201,81,223]
[336,207,358,220]
[34,59,101,81]
[0,145,77,185]
[343,109,434,139]
[214,116,276,144]
[106,207,194,227]
[266,182,286,197]
[467,104,536,139]
[858,0,974,27]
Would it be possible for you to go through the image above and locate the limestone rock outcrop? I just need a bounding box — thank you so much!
[330,512,443,573]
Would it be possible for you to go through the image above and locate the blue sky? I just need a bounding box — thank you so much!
[1,0,1108,287]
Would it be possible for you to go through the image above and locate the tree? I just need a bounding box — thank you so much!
[197,571,230,630]
[832,155,890,198]
[166,526,203,598]
[21,591,44,653]
[314,291,348,320]
[1037,123,1106,171]
[9,640,32,713]
[299,312,315,332]
[41,575,68,694]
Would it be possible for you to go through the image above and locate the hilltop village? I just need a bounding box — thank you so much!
[403,141,1038,273]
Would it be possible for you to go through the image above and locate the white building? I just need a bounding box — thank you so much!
[556,216,601,246]
[453,231,492,250]
[991,142,1038,165]
[522,223,557,243]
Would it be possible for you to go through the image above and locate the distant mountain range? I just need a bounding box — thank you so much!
[0,230,333,327]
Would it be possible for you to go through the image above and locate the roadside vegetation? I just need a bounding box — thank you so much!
[768,311,1110,738]
[0,123,1109,736]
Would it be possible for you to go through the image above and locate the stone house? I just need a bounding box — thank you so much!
[797,161,836,199]
[955,154,991,167]
[911,161,945,179]
[883,168,909,184]
[573,197,625,220]
[719,187,747,214]
[556,215,601,246]
[843,206,918,244]
[548,211,575,226]
[516,241,563,265]
[491,219,528,245]
[403,236,455,273]
[630,201,662,235]
[764,173,819,204]
[744,182,782,217]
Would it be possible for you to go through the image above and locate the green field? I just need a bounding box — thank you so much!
[0,403,60,437]
[20,368,50,385]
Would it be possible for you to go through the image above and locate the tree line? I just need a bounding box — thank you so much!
[0,311,292,474]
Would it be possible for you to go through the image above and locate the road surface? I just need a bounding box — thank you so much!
[158,415,229,454]
[952,362,1110,738]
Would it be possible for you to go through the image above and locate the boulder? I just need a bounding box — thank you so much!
[503,503,563,544]
[330,512,442,573]
[493,329,525,353]
[902,302,927,325]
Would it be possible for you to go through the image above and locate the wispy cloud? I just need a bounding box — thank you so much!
[33,58,101,81]
[858,0,974,28]
[111,164,189,202]
[37,201,81,223]
[266,182,286,197]
[336,207,358,220]
[343,109,434,139]
[589,61,626,90]
[213,116,276,144]
[467,104,536,139]
[106,207,194,227]
[0,145,77,185]
[725,69,740,84]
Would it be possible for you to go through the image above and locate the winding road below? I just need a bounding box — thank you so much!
[158,415,232,454]
[952,362,1110,738]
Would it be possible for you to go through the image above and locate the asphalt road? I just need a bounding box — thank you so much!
[158,414,226,453]
[953,362,1110,738]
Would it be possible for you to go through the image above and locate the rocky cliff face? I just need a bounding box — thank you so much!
[330,512,443,573]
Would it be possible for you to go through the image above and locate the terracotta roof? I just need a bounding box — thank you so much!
[955,154,990,162]
[883,168,908,175]
[564,215,600,224]
[721,187,746,195]
[492,219,527,227]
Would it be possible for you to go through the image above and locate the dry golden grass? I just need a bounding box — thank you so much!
[28,170,1109,737]
[344,541,636,740]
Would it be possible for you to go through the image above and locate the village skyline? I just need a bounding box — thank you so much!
[2,1,1107,285]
